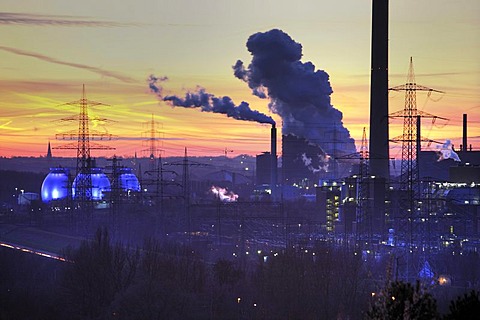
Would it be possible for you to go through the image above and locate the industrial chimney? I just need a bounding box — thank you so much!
[271,124,278,200]
[369,0,390,179]
[462,113,467,152]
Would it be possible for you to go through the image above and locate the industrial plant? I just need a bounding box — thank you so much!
[1,3,479,317]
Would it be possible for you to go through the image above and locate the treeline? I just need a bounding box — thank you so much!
[1,229,480,319]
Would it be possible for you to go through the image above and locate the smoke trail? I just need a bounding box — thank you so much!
[148,75,275,125]
[233,29,356,156]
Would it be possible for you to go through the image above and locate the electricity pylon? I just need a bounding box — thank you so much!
[54,85,115,212]
[389,57,446,281]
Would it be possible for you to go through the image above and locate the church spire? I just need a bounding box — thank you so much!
[47,141,52,159]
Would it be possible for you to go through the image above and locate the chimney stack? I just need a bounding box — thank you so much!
[369,0,389,179]
[271,124,278,200]
[463,113,467,152]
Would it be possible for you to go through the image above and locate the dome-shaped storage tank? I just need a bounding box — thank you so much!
[117,167,141,192]
[72,168,111,201]
[41,167,70,203]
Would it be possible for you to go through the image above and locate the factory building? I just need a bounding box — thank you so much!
[256,152,272,185]
[316,181,341,234]
[283,134,325,189]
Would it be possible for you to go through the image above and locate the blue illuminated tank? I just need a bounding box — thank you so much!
[72,168,111,200]
[117,167,141,192]
[41,167,70,203]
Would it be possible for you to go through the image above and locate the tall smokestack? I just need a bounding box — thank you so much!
[369,0,389,179]
[271,124,278,200]
[463,113,467,152]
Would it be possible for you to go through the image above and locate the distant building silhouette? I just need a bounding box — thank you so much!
[46,141,52,159]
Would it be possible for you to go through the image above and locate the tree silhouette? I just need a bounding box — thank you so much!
[60,228,139,319]
[443,290,480,320]
[367,280,438,320]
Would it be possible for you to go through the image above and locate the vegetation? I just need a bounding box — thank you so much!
[1,228,480,319]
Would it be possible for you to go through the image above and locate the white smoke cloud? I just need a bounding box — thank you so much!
[210,186,238,202]
[301,153,330,173]
[436,140,461,162]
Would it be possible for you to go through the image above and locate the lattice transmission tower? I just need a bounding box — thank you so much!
[142,113,163,172]
[389,58,446,280]
[53,85,115,212]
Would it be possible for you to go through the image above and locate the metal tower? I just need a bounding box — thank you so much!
[142,113,163,172]
[359,127,369,179]
[164,148,209,241]
[54,85,115,212]
[389,58,445,280]
[356,127,372,246]
[390,58,445,196]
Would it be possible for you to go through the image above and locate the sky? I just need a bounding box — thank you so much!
[0,0,478,159]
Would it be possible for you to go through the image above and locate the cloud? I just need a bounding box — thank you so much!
[0,120,22,131]
[0,12,131,27]
[0,46,136,83]
[115,137,184,141]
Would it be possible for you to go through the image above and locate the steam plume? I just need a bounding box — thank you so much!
[210,186,238,202]
[148,75,275,125]
[233,29,355,156]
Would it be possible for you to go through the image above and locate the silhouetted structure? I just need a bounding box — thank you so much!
[53,85,114,212]
[369,0,389,179]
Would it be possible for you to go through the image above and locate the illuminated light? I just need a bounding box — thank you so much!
[438,275,451,286]
[237,297,241,304]
[391,296,395,301]
[253,303,257,307]
[371,292,375,297]
[257,250,261,254]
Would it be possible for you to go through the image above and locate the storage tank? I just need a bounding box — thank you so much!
[117,167,141,192]
[72,168,111,200]
[41,167,70,203]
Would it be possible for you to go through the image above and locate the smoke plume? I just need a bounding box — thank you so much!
[148,75,275,125]
[210,186,238,202]
[233,29,355,156]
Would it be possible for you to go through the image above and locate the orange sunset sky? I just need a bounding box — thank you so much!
[0,0,479,159]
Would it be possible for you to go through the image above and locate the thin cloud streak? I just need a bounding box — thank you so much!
[0,12,131,27]
[115,137,184,141]
[0,46,136,83]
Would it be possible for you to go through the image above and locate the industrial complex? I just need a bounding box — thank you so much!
[1,1,479,287]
